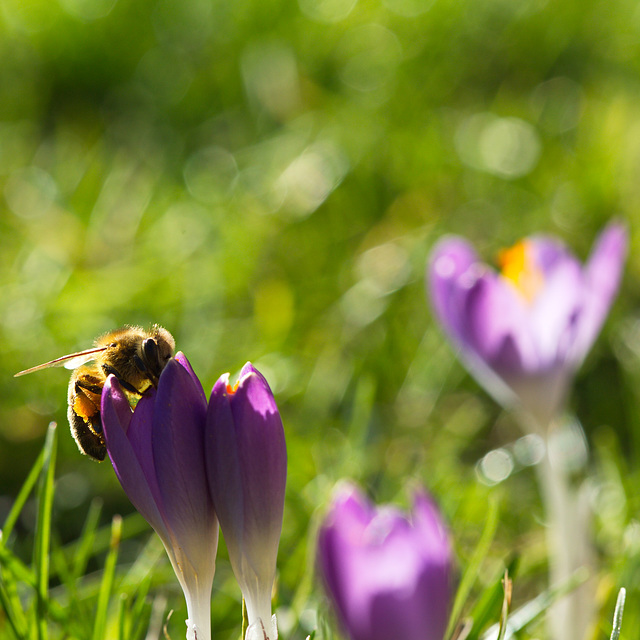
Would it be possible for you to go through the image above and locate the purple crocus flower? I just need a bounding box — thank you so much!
[206,363,287,640]
[317,483,452,640]
[428,222,627,428]
[102,353,218,640]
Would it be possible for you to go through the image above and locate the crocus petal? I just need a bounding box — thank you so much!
[152,358,214,568]
[429,236,481,344]
[208,372,245,546]
[461,272,538,373]
[316,484,372,627]
[528,254,583,368]
[529,235,573,274]
[571,222,628,363]
[318,484,452,640]
[206,363,286,638]
[207,365,287,563]
[175,351,208,406]
[229,365,286,564]
[101,377,169,541]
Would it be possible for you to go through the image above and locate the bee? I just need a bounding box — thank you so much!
[15,325,175,462]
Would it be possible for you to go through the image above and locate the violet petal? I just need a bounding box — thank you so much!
[207,364,286,576]
[317,485,452,640]
[175,351,208,406]
[528,254,583,368]
[462,272,538,373]
[428,236,480,344]
[101,377,168,540]
[206,373,245,545]
[152,358,212,562]
[572,222,628,362]
[230,367,286,547]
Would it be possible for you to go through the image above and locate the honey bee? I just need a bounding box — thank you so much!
[15,325,175,461]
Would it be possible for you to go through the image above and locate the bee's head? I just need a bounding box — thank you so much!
[148,325,176,368]
[138,325,176,382]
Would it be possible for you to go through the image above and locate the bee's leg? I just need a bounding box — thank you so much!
[100,365,142,395]
[68,409,106,461]
[67,386,106,462]
[131,351,162,388]
[71,381,103,431]
[74,379,103,395]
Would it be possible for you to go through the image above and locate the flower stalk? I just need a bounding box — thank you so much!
[427,222,627,640]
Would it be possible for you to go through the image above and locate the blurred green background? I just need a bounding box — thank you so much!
[2,0,640,636]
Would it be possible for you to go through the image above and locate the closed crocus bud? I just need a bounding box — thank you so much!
[428,222,627,429]
[206,363,287,640]
[101,353,218,640]
[317,483,452,640]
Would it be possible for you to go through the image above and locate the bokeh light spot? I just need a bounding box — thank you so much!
[184,146,238,204]
[298,0,357,23]
[338,24,402,94]
[5,166,59,219]
[455,113,541,179]
[477,448,514,485]
[58,0,117,21]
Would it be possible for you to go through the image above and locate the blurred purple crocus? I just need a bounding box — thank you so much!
[428,222,627,428]
[206,363,286,640]
[317,483,452,640]
[102,353,218,640]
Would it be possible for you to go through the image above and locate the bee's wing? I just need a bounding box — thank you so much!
[14,346,108,377]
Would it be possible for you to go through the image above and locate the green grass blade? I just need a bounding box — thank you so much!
[61,511,148,565]
[463,558,519,640]
[495,570,512,640]
[0,544,36,588]
[72,498,103,580]
[116,593,128,640]
[91,514,122,640]
[33,422,58,640]
[0,573,28,640]
[481,569,588,640]
[446,496,500,639]
[129,573,152,620]
[2,448,45,542]
[610,587,626,640]
[128,587,155,640]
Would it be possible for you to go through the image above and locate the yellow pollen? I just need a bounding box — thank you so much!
[497,240,544,303]
[227,382,239,395]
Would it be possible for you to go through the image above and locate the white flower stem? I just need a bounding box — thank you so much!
[184,582,213,640]
[243,584,277,640]
[535,420,595,640]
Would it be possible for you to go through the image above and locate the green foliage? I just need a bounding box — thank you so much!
[0,426,166,639]
[0,0,638,637]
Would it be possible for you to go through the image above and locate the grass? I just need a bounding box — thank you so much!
[0,421,629,638]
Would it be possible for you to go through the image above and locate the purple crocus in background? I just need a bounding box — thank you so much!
[206,363,286,640]
[428,222,627,640]
[428,222,627,429]
[102,353,218,640]
[317,483,452,640]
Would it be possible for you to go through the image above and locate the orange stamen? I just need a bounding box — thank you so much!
[497,240,544,303]
[227,382,239,395]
